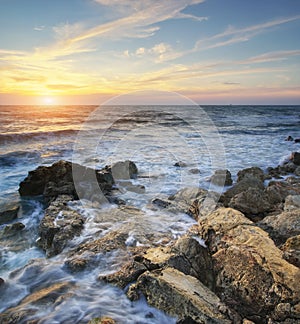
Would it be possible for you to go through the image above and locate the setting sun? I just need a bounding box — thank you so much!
[42,97,56,105]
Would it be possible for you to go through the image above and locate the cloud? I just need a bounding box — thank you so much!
[195,15,300,51]
[34,25,45,31]
[239,49,300,64]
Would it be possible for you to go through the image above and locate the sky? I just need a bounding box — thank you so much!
[0,0,299,105]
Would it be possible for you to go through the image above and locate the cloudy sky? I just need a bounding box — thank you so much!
[0,0,299,105]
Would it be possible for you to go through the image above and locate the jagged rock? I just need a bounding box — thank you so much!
[237,166,265,182]
[210,169,233,186]
[284,195,300,211]
[88,317,116,324]
[0,204,19,225]
[37,195,84,257]
[0,281,74,323]
[258,210,300,245]
[228,187,272,219]
[281,235,300,268]
[3,222,25,236]
[266,180,300,203]
[174,161,187,167]
[19,160,115,203]
[291,152,300,166]
[198,207,300,322]
[135,267,233,323]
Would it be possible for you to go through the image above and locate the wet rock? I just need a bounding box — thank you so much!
[189,168,201,174]
[258,210,300,245]
[174,161,187,167]
[266,180,300,203]
[108,160,138,180]
[210,169,233,186]
[295,166,300,176]
[3,222,25,236]
[291,152,300,165]
[0,281,74,323]
[19,160,114,203]
[281,235,300,268]
[135,267,232,323]
[237,166,265,182]
[285,136,294,141]
[198,207,300,321]
[0,277,4,287]
[295,139,300,143]
[0,204,19,225]
[151,197,171,208]
[228,187,272,219]
[37,195,84,257]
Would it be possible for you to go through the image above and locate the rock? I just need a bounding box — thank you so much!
[295,139,300,143]
[0,281,73,323]
[237,166,265,182]
[3,222,25,235]
[37,195,84,257]
[135,268,232,323]
[174,161,187,167]
[210,169,233,186]
[295,166,300,176]
[151,197,171,208]
[258,210,300,245]
[285,136,294,141]
[0,204,19,225]
[198,207,300,322]
[291,152,300,166]
[228,187,272,219]
[284,195,300,211]
[0,277,4,287]
[108,160,138,180]
[281,235,300,268]
[189,168,201,174]
[88,317,116,324]
[19,160,115,203]
[266,180,300,203]
[221,176,265,205]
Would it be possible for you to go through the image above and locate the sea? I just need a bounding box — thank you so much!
[0,104,300,323]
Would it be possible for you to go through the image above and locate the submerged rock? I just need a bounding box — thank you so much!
[37,195,84,257]
[0,204,19,225]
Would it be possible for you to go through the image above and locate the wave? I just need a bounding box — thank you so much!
[0,129,79,144]
[0,151,41,167]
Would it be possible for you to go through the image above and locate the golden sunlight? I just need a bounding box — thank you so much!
[42,97,56,105]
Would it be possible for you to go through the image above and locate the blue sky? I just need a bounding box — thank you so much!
[0,0,299,104]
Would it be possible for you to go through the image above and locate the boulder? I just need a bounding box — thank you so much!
[210,169,233,186]
[88,317,116,324]
[285,136,294,141]
[0,204,19,225]
[108,160,138,180]
[265,180,300,203]
[228,187,272,219]
[135,268,233,323]
[174,161,187,167]
[237,166,265,182]
[258,210,300,245]
[19,160,115,203]
[198,207,300,322]
[37,195,84,257]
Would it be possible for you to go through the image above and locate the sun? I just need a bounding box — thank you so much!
[43,97,56,105]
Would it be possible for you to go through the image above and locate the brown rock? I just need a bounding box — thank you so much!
[88,317,116,324]
[0,204,19,225]
[281,235,300,268]
[291,152,300,166]
[198,207,300,321]
[136,267,232,323]
[284,195,300,211]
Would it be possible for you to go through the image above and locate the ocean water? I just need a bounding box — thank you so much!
[0,104,300,322]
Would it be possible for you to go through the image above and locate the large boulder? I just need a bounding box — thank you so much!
[18,160,115,203]
[37,195,84,257]
[198,207,300,322]
[291,152,300,166]
[135,268,233,323]
[0,204,19,225]
[106,160,138,180]
[281,235,300,268]
[237,166,265,183]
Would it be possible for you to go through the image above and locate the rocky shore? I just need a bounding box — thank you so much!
[1,153,300,323]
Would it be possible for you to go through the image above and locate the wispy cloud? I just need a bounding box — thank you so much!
[34,25,45,31]
[195,15,300,51]
[239,49,300,64]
